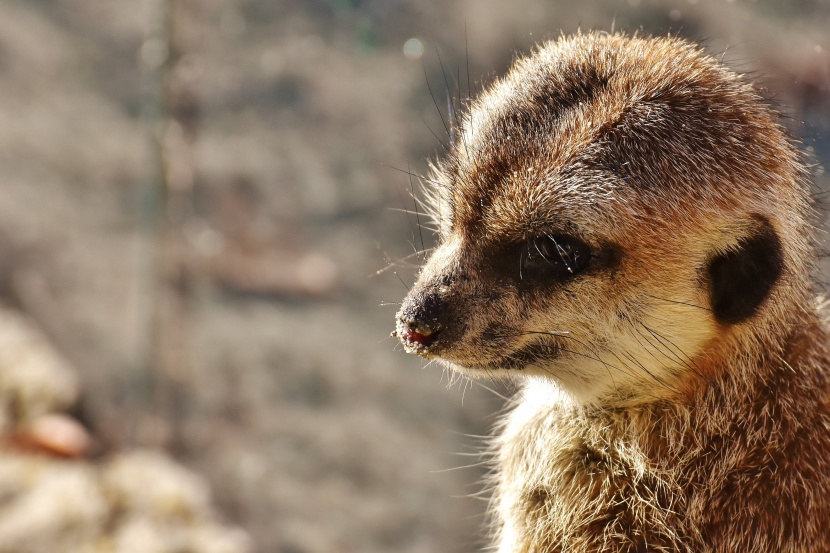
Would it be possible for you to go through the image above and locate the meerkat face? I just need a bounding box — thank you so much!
[395,33,809,405]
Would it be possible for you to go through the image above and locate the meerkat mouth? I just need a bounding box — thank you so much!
[435,340,563,375]
[478,341,561,371]
[392,321,443,355]
[395,312,562,371]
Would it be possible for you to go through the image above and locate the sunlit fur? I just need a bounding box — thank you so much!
[396,32,830,551]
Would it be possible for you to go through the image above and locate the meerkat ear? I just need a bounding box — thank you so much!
[707,217,783,325]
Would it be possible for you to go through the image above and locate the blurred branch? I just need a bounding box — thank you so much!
[133,0,197,449]
[131,0,171,447]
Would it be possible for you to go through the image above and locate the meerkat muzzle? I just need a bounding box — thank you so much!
[395,290,449,354]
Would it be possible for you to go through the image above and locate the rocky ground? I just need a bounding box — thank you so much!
[0,306,251,553]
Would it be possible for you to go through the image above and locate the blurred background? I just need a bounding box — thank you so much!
[0,0,827,552]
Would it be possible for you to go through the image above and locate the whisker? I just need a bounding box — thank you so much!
[379,161,444,188]
[640,324,714,387]
[474,377,516,402]
[464,22,472,105]
[408,162,427,264]
[386,207,438,223]
[419,112,450,153]
[644,293,711,312]
[501,328,682,399]
[646,293,769,336]
[625,333,684,395]
[394,271,410,291]
[430,460,490,474]
[422,58,452,141]
[485,329,637,388]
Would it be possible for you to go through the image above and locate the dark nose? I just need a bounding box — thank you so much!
[396,291,448,350]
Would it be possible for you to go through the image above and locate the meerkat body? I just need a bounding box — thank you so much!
[395,33,830,551]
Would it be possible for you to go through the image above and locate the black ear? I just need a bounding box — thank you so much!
[707,217,783,325]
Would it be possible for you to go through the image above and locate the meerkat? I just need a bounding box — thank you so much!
[394,32,830,552]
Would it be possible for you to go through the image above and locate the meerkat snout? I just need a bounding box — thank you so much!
[396,290,448,351]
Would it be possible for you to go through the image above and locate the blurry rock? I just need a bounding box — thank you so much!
[0,450,252,553]
[295,252,339,296]
[0,306,78,429]
[112,516,173,553]
[111,515,251,553]
[103,450,212,519]
[8,413,92,458]
[187,523,252,553]
[0,303,251,553]
[209,248,339,298]
[193,175,340,298]
[102,450,252,553]
[0,458,107,553]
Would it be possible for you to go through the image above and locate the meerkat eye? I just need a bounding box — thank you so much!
[521,234,590,281]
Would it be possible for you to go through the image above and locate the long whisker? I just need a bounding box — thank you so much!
[419,112,450,154]
[423,58,452,141]
[640,324,714,386]
[379,162,444,188]
[646,293,768,335]
[373,251,432,277]
[393,184,421,262]
[500,329,685,399]
[626,332,685,396]
[393,271,410,291]
[408,162,427,264]
[644,293,711,312]
[487,330,639,389]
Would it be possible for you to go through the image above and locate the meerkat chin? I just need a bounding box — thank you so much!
[394,32,830,551]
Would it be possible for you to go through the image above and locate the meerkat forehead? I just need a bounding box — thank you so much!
[440,33,803,244]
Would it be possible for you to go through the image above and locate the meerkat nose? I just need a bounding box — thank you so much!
[396,291,448,350]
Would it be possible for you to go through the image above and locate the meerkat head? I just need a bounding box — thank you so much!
[395,33,812,405]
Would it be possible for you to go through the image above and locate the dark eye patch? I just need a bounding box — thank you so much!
[485,233,619,290]
[521,234,590,281]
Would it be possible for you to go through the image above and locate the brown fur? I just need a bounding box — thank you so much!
[395,33,830,552]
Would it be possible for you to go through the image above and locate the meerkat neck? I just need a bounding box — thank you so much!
[494,314,830,552]
[516,305,829,451]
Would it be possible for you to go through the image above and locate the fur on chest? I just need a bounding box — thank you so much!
[492,379,830,553]
[494,393,692,552]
